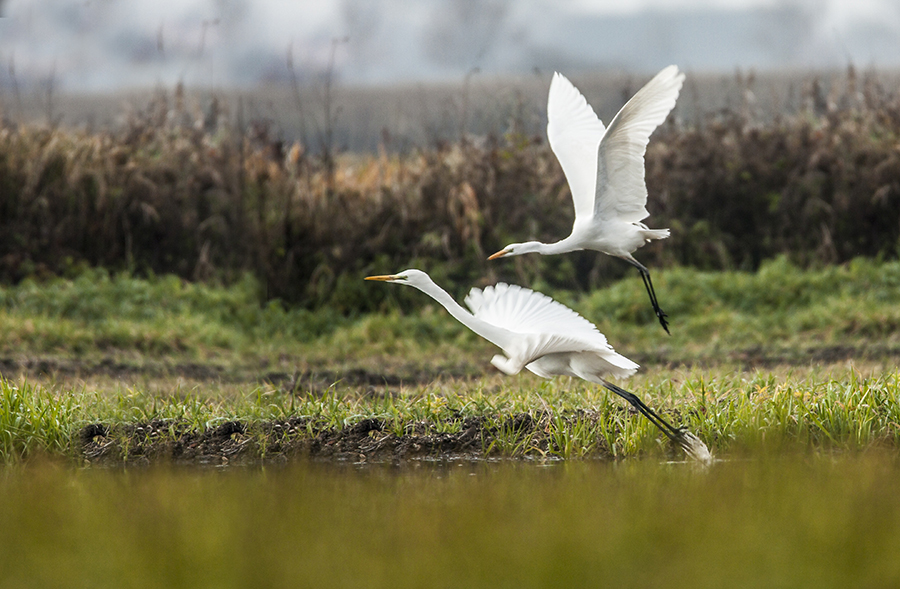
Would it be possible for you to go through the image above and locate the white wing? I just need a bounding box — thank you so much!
[466,283,638,377]
[547,72,607,222]
[594,65,684,224]
[465,283,610,350]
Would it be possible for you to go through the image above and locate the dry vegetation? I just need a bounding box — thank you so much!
[1,68,900,311]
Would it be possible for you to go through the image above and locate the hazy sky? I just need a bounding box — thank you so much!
[1,0,899,92]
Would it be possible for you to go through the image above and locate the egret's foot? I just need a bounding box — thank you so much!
[676,428,711,462]
[657,309,671,335]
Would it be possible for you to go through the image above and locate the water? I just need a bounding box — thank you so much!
[2,454,899,588]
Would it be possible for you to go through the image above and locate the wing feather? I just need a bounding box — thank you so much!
[547,72,607,222]
[465,283,609,349]
[595,65,684,223]
[522,334,637,374]
[466,283,638,377]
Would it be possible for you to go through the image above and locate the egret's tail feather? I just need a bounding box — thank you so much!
[641,228,670,242]
[603,353,640,379]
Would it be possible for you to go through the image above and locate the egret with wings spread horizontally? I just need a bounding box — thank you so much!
[366,269,709,460]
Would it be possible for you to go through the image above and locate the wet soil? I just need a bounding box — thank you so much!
[77,409,687,467]
[0,356,478,388]
[80,413,534,467]
[3,344,898,386]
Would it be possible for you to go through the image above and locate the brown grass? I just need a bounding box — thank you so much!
[1,67,899,311]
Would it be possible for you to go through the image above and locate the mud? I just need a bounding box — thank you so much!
[268,365,479,394]
[4,344,897,387]
[80,416,488,467]
[0,356,478,388]
[636,344,900,370]
[0,356,227,381]
[78,410,676,467]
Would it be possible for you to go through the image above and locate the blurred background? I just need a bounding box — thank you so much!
[2,0,900,90]
[2,0,900,150]
[2,0,900,307]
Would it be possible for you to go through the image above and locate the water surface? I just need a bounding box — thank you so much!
[2,454,898,588]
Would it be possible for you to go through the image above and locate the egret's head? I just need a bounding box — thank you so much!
[488,241,542,260]
[365,269,429,287]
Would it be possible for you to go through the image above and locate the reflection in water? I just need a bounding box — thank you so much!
[1,453,899,586]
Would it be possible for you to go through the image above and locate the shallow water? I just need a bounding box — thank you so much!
[2,453,899,588]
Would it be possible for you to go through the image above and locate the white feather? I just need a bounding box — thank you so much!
[547,72,607,221]
[595,65,684,224]
[465,282,638,378]
[466,283,606,346]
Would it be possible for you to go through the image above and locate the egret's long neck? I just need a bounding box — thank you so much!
[414,281,511,349]
[538,234,582,255]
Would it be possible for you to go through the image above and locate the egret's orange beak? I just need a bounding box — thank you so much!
[364,274,398,282]
[488,248,510,260]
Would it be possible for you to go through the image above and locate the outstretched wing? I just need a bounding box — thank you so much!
[465,283,609,350]
[547,72,607,222]
[594,65,684,224]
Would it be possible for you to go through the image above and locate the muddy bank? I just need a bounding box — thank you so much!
[79,416,503,467]
[79,409,692,467]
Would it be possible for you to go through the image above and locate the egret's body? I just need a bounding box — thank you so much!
[366,269,709,460]
[490,65,684,334]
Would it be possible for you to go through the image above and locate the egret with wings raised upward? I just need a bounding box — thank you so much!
[489,66,684,334]
[366,269,709,460]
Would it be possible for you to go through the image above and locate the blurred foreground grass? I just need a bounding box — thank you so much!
[1,454,899,588]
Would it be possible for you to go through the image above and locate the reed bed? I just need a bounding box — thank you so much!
[1,68,899,311]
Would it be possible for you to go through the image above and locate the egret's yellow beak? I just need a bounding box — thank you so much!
[365,274,399,282]
[488,248,510,260]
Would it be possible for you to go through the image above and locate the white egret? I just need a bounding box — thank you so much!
[489,66,685,334]
[366,269,709,460]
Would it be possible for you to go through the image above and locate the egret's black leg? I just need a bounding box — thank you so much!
[601,380,692,452]
[624,258,670,335]
[640,269,669,334]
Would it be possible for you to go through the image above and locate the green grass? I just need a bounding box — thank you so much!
[580,255,900,361]
[1,257,900,464]
[3,366,900,464]
[2,256,900,372]
[0,270,349,364]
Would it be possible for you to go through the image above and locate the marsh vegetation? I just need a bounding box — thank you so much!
[2,68,900,585]
[1,259,900,465]
[2,67,900,309]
